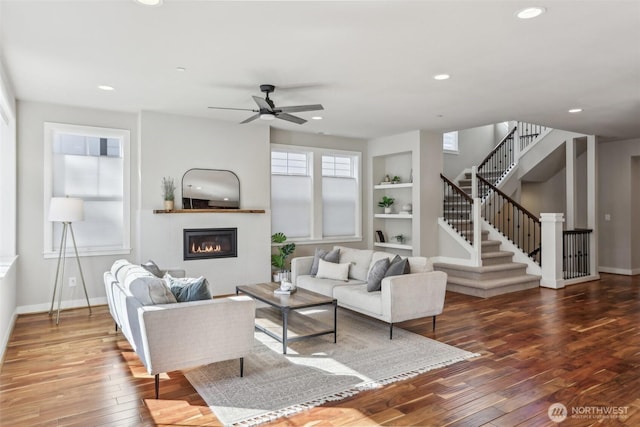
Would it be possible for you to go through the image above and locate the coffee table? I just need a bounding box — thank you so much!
[236,282,337,354]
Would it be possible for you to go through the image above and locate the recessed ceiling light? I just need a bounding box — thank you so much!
[311,116,323,120]
[176,67,186,72]
[98,85,114,91]
[134,0,163,6]
[516,7,546,19]
[568,108,583,113]
[434,74,450,80]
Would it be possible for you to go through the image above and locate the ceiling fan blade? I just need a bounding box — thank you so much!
[240,113,260,124]
[276,113,307,125]
[208,106,256,112]
[277,104,324,113]
[252,96,273,112]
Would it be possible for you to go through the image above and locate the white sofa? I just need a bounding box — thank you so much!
[103,259,255,398]
[291,246,447,338]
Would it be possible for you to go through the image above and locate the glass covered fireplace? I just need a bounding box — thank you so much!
[183,228,237,260]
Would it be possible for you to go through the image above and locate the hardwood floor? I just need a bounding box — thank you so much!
[1,273,638,426]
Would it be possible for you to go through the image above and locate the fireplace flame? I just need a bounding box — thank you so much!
[191,242,222,253]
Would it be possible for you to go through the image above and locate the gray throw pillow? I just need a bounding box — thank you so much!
[310,248,340,276]
[141,260,163,278]
[367,257,390,292]
[164,274,212,302]
[385,256,410,277]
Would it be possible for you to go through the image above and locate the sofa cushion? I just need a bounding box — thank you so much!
[385,256,410,277]
[296,275,363,298]
[164,274,212,302]
[141,259,163,278]
[407,256,433,273]
[367,257,390,292]
[122,268,177,305]
[333,284,383,316]
[310,248,340,276]
[316,258,350,281]
[334,245,374,281]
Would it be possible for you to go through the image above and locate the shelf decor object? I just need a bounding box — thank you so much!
[48,197,92,325]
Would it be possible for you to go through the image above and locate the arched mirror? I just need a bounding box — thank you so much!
[181,169,240,209]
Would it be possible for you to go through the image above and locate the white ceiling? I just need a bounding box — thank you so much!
[1,0,639,140]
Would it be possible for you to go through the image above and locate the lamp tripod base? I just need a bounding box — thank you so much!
[48,222,92,325]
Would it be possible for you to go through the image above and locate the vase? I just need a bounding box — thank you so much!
[384,207,392,214]
[164,200,174,211]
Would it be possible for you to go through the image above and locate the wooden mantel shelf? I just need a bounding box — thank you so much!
[153,208,266,214]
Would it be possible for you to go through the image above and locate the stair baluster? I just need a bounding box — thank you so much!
[441,174,473,243]
[476,174,541,265]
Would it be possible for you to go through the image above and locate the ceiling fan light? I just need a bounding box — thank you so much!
[260,113,276,121]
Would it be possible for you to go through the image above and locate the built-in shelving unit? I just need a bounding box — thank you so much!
[153,209,266,214]
[372,151,414,254]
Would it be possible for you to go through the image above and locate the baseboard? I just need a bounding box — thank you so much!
[0,309,18,368]
[598,267,640,276]
[17,296,108,315]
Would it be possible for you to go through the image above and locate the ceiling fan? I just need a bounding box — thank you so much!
[208,84,323,124]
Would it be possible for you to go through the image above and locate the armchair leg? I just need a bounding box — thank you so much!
[155,374,159,399]
[389,323,394,340]
[433,316,436,331]
[240,357,244,377]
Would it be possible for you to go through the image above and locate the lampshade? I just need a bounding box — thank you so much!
[48,197,84,222]
[260,113,276,121]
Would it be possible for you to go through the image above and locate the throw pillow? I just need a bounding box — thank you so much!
[310,248,340,276]
[164,274,212,302]
[367,257,390,292]
[385,255,410,277]
[315,258,350,281]
[141,259,163,278]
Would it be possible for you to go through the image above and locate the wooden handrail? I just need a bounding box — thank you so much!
[477,126,517,174]
[477,175,540,223]
[440,174,473,202]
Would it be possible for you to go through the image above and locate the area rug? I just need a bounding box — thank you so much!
[184,308,478,426]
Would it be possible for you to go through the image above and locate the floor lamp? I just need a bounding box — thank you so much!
[48,197,92,325]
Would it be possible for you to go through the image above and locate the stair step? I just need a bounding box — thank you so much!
[459,229,489,241]
[434,261,528,280]
[481,251,514,265]
[481,240,501,252]
[444,274,541,298]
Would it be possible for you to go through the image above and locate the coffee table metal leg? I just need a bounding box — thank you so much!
[333,301,337,343]
[282,307,289,354]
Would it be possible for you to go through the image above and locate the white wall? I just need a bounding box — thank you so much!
[0,50,17,363]
[598,138,640,274]
[443,124,501,178]
[16,101,139,312]
[138,112,271,296]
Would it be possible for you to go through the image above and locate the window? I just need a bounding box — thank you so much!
[271,145,361,242]
[271,150,312,239]
[322,155,357,237]
[43,123,130,257]
[443,131,458,153]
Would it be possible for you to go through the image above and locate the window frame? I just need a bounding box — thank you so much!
[271,144,362,245]
[43,122,131,258]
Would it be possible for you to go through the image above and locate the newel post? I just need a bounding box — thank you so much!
[540,213,565,289]
[471,167,482,267]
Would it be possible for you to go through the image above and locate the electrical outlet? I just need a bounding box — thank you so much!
[69,277,77,287]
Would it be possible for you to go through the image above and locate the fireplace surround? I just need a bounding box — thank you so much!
[183,228,237,260]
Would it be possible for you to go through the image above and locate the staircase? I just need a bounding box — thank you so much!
[436,171,541,298]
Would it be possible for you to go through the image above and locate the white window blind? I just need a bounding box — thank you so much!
[271,146,361,241]
[44,123,130,257]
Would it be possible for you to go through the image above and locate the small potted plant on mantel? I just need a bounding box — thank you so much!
[378,196,395,214]
[162,177,176,211]
[271,232,296,282]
